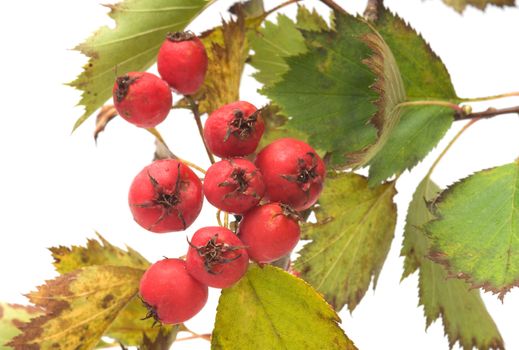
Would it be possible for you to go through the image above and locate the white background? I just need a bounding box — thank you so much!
[1,0,518,349]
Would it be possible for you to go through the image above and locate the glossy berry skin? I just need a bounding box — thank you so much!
[203,101,265,158]
[157,31,208,95]
[255,138,325,211]
[186,227,249,289]
[139,258,208,324]
[238,203,301,263]
[128,159,203,233]
[203,158,265,214]
[112,72,172,128]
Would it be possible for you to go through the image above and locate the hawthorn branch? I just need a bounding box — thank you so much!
[455,105,519,121]
[319,0,348,15]
[364,0,383,22]
[186,95,216,164]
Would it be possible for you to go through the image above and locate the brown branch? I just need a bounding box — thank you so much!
[262,0,302,19]
[364,0,383,22]
[186,95,216,164]
[319,0,348,15]
[455,106,519,121]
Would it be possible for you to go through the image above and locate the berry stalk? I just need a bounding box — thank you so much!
[186,95,216,164]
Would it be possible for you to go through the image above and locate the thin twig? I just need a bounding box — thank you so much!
[146,127,207,174]
[186,95,216,164]
[262,0,302,19]
[455,105,519,121]
[216,210,224,227]
[364,0,383,22]
[426,118,480,179]
[319,0,347,15]
[395,100,463,113]
[461,91,519,103]
[224,212,229,228]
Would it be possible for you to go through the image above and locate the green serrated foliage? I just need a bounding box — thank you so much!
[442,0,515,12]
[248,5,329,89]
[427,161,519,300]
[70,0,210,130]
[374,7,457,100]
[295,5,329,32]
[259,7,457,181]
[346,28,406,171]
[257,104,310,150]
[50,233,149,273]
[49,234,162,347]
[212,265,356,349]
[249,14,307,88]
[358,8,457,183]
[402,179,504,350]
[294,173,397,311]
[367,105,453,186]
[8,266,142,350]
[264,13,378,166]
[0,304,41,350]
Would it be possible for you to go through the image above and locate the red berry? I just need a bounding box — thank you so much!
[128,159,203,233]
[238,203,301,263]
[186,227,249,288]
[139,258,208,324]
[203,158,265,214]
[157,31,208,95]
[203,101,265,158]
[112,72,172,128]
[255,138,325,211]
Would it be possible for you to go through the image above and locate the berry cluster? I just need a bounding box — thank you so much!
[112,31,326,325]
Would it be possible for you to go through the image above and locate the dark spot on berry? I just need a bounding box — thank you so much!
[51,342,60,349]
[115,74,139,102]
[224,108,263,142]
[166,30,196,42]
[188,234,245,274]
[132,163,187,230]
[281,152,322,199]
[140,296,161,327]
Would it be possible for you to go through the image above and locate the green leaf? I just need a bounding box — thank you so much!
[295,5,329,32]
[366,105,453,186]
[49,234,169,347]
[442,0,515,13]
[8,266,142,349]
[50,232,149,273]
[427,161,519,299]
[212,265,356,350]
[402,179,504,350]
[373,8,457,101]
[294,173,397,311]
[357,7,457,184]
[70,0,210,130]
[0,304,41,350]
[264,13,378,166]
[257,104,310,151]
[249,14,308,89]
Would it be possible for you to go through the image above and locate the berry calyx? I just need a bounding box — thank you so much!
[203,158,265,214]
[128,159,203,233]
[255,138,325,211]
[238,202,301,263]
[157,31,208,95]
[139,258,208,324]
[186,227,249,289]
[112,72,172,128]
[203,101,265,158]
